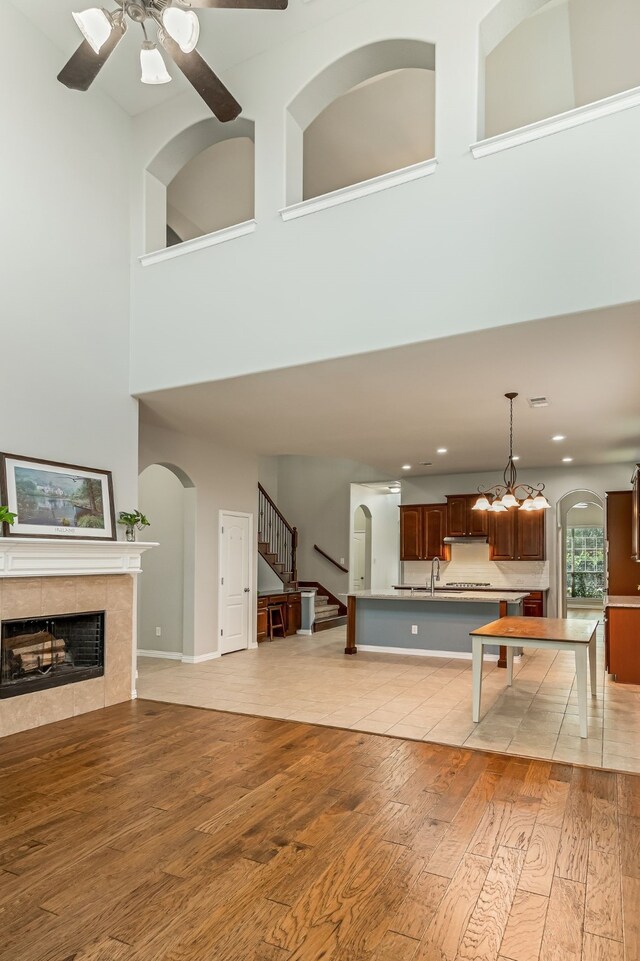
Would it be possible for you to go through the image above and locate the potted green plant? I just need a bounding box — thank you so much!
[0,506,17,533]
[118,510,150,542]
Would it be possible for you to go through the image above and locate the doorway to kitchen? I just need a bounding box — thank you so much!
[557,490,605,618]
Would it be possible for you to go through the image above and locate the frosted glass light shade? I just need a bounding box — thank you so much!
[501,492,518,508]
[72,8,112,53]
[162,6,200,52]
[532,494,551,510]
[472,496,490,511]
[489,502,508,513]
[140,43,172,84]
[519,497,535,511]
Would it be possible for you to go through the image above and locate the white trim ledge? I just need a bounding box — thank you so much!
[181,652,221,664]
[280,158,438,222]
[0,539,158,577]
[358,645,499,661]
[139,219,257,267]
[471,85,640,159]
[137,649,182,660]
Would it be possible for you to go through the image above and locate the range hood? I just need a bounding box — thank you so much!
[443,535,489,544]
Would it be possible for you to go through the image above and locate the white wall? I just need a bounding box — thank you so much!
[350,484,400,591]
[138,465,186,655]
[130,0,640,395]
[139,423,258,659]
[2,4,137,511]
[402,462,633,617]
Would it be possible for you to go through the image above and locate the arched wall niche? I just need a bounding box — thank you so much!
[556,488,604,618]
[285,38,436,206]
[144,116,255,253]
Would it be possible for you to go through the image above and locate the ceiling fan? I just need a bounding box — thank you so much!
[57,0,288,122]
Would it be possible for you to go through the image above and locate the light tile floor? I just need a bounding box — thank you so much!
[137,611,640,772]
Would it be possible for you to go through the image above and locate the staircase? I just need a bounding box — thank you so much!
[258,485,347,632]
[258,484,298,588]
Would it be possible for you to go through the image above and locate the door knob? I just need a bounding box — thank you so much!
[244,588,250,593]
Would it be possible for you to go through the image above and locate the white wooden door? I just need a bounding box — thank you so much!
[219,512,251,655]
[352,532,366,592]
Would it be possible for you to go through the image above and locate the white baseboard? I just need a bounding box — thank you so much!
[358,645,499,662]
[181,652,221,664]
[137,648,182,660]
[296,629,313,636]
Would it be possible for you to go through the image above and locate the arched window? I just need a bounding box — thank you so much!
[482,0,640,139]
[144,117,255,253]
[286,40,436,207]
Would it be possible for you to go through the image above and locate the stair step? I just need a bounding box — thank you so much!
[314,605,340,620]
[315,595,330,607]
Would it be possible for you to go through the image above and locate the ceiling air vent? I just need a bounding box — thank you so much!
[419,462,433,467]
[528,396,550,408]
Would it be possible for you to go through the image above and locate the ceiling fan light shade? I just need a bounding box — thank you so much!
[140,42,172,84]
[472,496,491,511]
[72,8,112,53]
[162,7,200,53]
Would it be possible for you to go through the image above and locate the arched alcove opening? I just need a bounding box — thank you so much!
[286,39,436,206]
[351,504,373,592]
[144,117,255,253]
[138,463,197,661]
[556,489,604,618]
[480,0,640,139]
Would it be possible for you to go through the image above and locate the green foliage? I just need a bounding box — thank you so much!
[77,514,104,529]
[0,506,16,526]
[118,509,150,530]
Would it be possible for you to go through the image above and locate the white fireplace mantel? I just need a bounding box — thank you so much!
[0,538,158,578]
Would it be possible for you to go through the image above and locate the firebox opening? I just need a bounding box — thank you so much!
[1,611,105,699]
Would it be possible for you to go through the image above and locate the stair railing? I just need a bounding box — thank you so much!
[258,484,298,583]
[313,545,349,573]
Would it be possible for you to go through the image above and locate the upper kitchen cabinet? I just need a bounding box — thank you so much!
[607,490,640,595]
[400,505,448,561]
[633,466,640,561]
[489,507,545,561]
[446,495,489,537]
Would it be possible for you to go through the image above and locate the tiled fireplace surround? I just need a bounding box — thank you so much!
[0,540,155,738]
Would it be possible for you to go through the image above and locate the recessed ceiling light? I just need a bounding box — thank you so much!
[402,465,411,470]
[437,448,447,454]
[512,456,520,462]
[562,457,573,463]
[552,435,566,442]
[573,503,588,509]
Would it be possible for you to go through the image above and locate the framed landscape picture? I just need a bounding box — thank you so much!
[0,454,116,540]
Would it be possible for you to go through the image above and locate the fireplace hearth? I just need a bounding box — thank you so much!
[1,611,105,699]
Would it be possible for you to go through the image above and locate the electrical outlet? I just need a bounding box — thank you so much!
[411,625,418,635]
[155,627,162,637]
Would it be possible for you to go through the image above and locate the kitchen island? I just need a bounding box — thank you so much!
[344,589,529,658]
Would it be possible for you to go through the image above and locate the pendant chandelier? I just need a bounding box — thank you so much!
[472,392,551,513]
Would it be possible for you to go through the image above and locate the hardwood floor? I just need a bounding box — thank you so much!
[0,700,637,961]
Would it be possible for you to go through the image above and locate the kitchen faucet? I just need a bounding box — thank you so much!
[430,556,441,596]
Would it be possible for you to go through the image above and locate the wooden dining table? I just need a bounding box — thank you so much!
[469,616,599,738]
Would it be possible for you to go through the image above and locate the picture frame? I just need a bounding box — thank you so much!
[0,453,116,540]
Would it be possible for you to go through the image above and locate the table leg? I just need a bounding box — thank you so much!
[588,630,597,697]
[497,601,508,669]
[575,645,588,738]
[472,637,483,723]
[345,595,357,655]
[506,646,514,686]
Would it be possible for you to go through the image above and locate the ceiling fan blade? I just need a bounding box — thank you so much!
[159,34,242,122]
[57,21,127,92]
[184,0,288,9]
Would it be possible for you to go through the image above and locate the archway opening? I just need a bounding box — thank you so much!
[481,0,640,139]
[138,463,196,661]
[351,504,372,593]
[557,489,604,618]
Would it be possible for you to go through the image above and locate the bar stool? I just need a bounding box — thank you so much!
[267,603,287,641]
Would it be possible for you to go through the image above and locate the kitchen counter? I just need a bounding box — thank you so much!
[393,584,548,594]
[349,589,530,604]
[605,595,640,608]
[344,590,527,657]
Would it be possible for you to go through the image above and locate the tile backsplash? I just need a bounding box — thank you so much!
[402,543,549,590]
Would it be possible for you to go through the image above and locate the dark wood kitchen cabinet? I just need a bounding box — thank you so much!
[489,507,545,561]
[605,606,640,683]
[446,495,489,538]
[632,466,640,561]
[522,591,544,617]
[607,491,640,595]
[400,505,448,561]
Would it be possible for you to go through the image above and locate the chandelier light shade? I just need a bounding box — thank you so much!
[140,42,172,84]
[472,392,552,512]
[162,7,200,53]
[72,8,113,53]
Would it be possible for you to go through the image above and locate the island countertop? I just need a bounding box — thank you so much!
[345,589,530,604]
[604,595,640,609]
